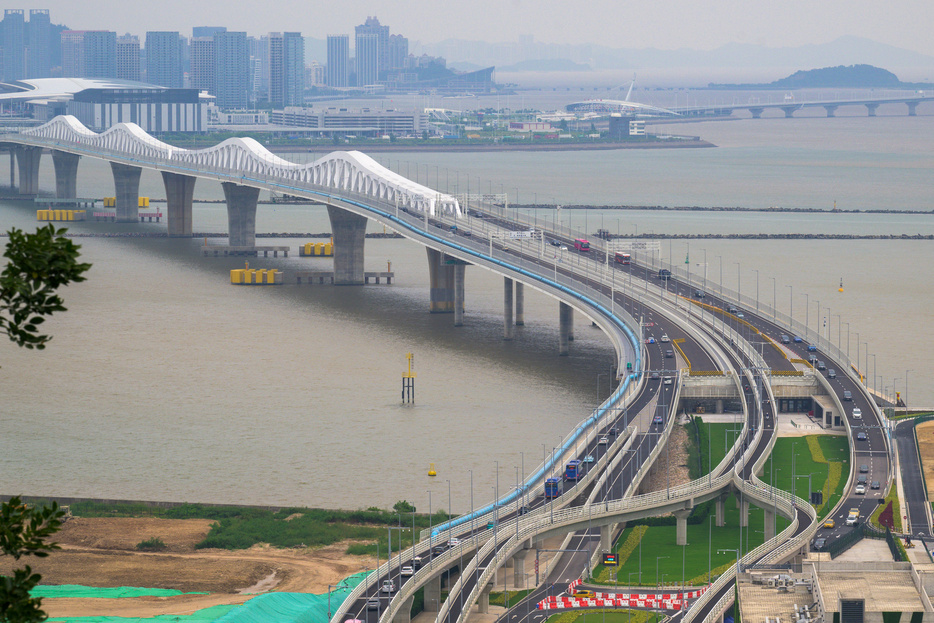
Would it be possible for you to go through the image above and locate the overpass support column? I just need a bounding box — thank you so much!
[908,102,919,116]
[161,171,196,237]
[51,150,79,199]
[328,204,367,285]
[568,304,574,341]
[716,399,724,414]
[453,263,466,325]
[9,150,14,189]
[739,497,749,528]
[15,146,41,196]
[866,103,879,117]
[749,108,764,119]
[715,494,726,527]
[504,278,515,340]
[674,509,691,546]
[427,248,455,312]
[559,302,571,356]
[111,162,142,222]
[423,575,442,612]
[392,596,413,623]
[824,105,838,118]
[222,182,259,247]
[478,583,492,614]
[513,549,530,587]
[515,282,525,326]
[764,509,776,540]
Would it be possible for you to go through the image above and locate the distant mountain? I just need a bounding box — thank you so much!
[709,64,932,89]
[498,59,591,72]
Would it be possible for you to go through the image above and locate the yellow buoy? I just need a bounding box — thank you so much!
[428,463,437,477]
[838,277,844,293]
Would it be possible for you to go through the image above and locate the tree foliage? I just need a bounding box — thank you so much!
[1,225,91,351]
[0,497,66,623]
[393,500,416,514]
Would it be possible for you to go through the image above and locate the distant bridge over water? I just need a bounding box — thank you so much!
[673,93,934,118]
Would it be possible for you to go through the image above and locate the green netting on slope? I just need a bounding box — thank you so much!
[213,570,369,623]
[46,604,237,623]
[34,585,209,599]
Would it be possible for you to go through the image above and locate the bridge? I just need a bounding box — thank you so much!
[0,116,909,622]
[673,93,934,119]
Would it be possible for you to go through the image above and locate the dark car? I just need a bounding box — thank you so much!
[812,538,826,551]
[827,369,837,379]
[871,481,881,490]
[808,344,817,352]
[843,391,852,401]
[550,239,562,247]
[658,269,672,280]
[665,349,674,358]
[817,360,826,370]
[780,335,790,344]
[650,371,660,381]
[653,414,663,425]
[694,289,705,298]
[859,464,869,473]
[857,432,867,441]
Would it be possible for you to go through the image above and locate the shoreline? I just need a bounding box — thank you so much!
[4,232,930,240]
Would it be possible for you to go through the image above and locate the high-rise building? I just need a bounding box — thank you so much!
[326,34,348,88]
[387,34,408,72]
[116,35,140,81]
[145,31,182,88]
[355,32,378,87]
[213,31,248,109]
[82,31,116,79]
[26,9,51,78]
[355,16,389,75]
[192,26,226,39]
[268,31,304,106]
[60,30,84,77]
[249,35,268,102]
[189,36,215,94]
[1,10,26,82]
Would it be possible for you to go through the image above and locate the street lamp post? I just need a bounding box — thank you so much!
[906,369,913,414]
[844,321,850,359]
[787,285,793,326]
[752,268,759,312]
[656,556,669,588]
[426,490,432,568]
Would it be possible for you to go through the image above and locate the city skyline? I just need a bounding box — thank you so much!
[5,0,934,58]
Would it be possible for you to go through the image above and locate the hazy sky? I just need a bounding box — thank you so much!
[15,0,934,56]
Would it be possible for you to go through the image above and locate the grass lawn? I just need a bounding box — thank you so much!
[547,610,664,623]
[763,436,849,517]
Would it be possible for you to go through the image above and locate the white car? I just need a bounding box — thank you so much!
[660,334,670,342]
[855,484,866,495]
[448,538,460,548]
[400,565,414,577]
[852,408,862,419]
[598,436,609,445]
[381,580,395,593]
[663,377,673,385]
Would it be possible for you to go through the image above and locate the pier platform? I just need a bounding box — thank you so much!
[202,245,290,257]
[294,271,393,285]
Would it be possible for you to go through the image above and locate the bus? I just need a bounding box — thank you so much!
[564,459,582,481]
[614,252,631,265]
[574,239,591,252]
[544,477,562,499]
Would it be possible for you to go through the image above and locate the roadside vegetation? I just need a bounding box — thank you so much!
[546,610,663,623]
[68,500,452,554]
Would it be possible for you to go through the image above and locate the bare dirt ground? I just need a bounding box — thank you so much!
[0,517,376,620]
[640,421,692,494]
[915,420,934,499]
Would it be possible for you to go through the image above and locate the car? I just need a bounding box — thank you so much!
[694,289,705,298]
[823,518,835,529]
[486,521,497,530]
[827,369,836,379]
[808,355,819,365]
[812,537,827,551]
[412,556,423,569]
[400,565,414,577]
[727,305,738,313]
[857,475,868,485]
[857,432,867,441]
[780,334,791,344]
[609,426,619,436]
[817,360,826,370]
[665,349,674,358]
[808,344,817,352]
[432,544,446,554]
[794,336,803,343]
[646,337,656,344]
[550,239,562,247]
[650,371,660,381]
[852,408,862,419]
[664,377,673,385]
[855,484,866,495]
[660,334,670,342]
[658,269,672,280]
[598,436,609,445]
[518,505,531,515]
[367,597,381,610]
[859,464,869,473]
[560,245,568,251]
[583,455,595,463]
[871,481,881,490]
[846,508,860,526]
[735,312,745,319]
[448,538,460,548]
[843,390,852,401]
[381,580,395,593]
[572,590,595,599]
[653,414,663,425]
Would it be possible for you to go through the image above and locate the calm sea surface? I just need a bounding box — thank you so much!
[1,103,932,512]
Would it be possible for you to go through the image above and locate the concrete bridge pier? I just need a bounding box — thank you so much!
[600,524,614,551]
[15,146,42,196]
[51,150,79,199]
[222,182,259,247]
[674,509,692,546]
[716,399,724,414]
[504,278,515,340]
[513,548,531,587]
[478,583,492,614]
[781,106,797,118]
[423,575,442,611]
[824,105,838,118]
[908,102,919,116]
[515,282,525,326]
[865,103,879,117]
[328,204,368,285]
[162,172,196,237]
[111,162,142,222]
[559,302,572,356]
[427,248,455,313]
[8,150,13,188]
[749,107,764,119]
[764,508,776,540]
[715,493,727,527]
[453,263,466,326]
[739,497,749,528]
[392,596,413,623]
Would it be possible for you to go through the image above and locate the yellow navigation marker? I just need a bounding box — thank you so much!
[838,277,844,293]
[428,463,437,477]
